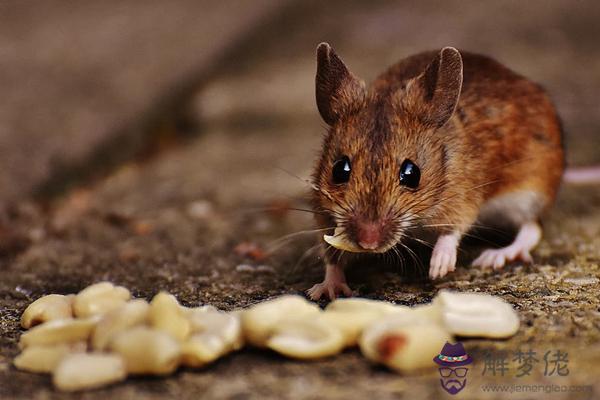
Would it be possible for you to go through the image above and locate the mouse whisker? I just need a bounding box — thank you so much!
[264,227,335,256]
[290,242,322,275]
[236,205,327,217]
[323,242,344,264]
[417,223,513,247]
[411,216,514,236]
[403,235,434,249]
[392,178,501,222]
[391,246,406,275]
[396,238,425,273]
[274,166,315,189]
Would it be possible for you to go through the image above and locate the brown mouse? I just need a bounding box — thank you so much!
[307,43,565,300]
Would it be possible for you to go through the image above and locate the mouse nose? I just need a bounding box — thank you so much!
[355,220,382,250]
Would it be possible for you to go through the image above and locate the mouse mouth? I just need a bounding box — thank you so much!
[323,227,398,254]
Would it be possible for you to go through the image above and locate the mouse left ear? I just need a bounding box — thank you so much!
[315,43,366,125]
[414,47,463,128]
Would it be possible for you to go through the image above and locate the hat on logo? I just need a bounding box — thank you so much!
[433,342,473,367]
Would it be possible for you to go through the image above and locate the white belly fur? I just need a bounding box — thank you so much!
[477,190,546,227]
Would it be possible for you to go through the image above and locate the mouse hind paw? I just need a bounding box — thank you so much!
[472,221,541,270]
[472,247,532,270]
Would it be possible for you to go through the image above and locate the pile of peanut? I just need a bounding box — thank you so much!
[15,282,519,391]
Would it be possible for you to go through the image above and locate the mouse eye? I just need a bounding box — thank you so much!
[332,156,351,184]
[399,159,420,189]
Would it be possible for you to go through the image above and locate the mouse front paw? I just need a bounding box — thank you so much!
[307,281,353,301]
[429,233,459,280]
[307,263,353,301]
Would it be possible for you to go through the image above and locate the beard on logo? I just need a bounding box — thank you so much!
[441,378,467,395]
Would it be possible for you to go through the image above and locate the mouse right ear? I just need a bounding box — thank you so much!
[315,43,366,125]
[414,47,463,129]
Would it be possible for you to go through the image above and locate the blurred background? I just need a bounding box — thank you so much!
[1,0,599,209]
[2,2,600,398]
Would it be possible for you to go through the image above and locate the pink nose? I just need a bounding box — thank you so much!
[356,221,382,250]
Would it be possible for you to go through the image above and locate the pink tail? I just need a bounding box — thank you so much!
[563,166,600,184]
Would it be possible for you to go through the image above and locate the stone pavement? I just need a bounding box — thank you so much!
[1,1,600,399]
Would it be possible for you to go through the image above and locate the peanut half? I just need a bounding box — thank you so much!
[323,298,409,346]
[241,295,321,347]
[360,314,452,372]
[109,326,181,375]
[181,310,243,367]
[13,342,87,373]
[434,290,520,338]
[181,304,219,317]
[323,228,363,252]
[53,353,126,392]
[408,303,444,326]
[92,299,149,350]
[73,282,131,318]
[21,294,74,329]
[266,316,345,360]
[19,317,99,349]
[325,298,405,314]
[149,292,191,341]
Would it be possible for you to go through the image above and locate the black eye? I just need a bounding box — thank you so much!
[332,156,351,184]
[399,159,420,189]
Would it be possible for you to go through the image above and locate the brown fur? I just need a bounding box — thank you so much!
[312,43,564,267]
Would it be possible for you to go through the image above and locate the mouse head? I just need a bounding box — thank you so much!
[313,43,463,253]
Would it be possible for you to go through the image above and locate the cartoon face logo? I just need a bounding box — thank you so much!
[438,365,469,394]
[433,342,473,395]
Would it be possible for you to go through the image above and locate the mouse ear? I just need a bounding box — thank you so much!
[415,47,463,128]
[315,43,366,125]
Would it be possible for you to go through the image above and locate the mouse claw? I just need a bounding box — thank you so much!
[519,251,533,264]
[307,281,353,301]
[306,285,322,301]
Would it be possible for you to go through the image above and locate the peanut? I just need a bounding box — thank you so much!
[323,298,409,346]
[13,342,87,373]
[53,353,126,392]
[360,315,452,372]
[92,299,149,350]
[323,228,363,252]
[109,326,181,375]
[73,282,131,318]
[266,316,345,360]
[409,303,444,325]
[325,298,406,314]
[181,310,243,367]
[434,290,520,338]
[241,295,320,347]
[21,294,74,329]
[149,292,191,341]
[180,304,219,317]
[19,317,99,349]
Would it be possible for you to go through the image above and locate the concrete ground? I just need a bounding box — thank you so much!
[1,1,600,399]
